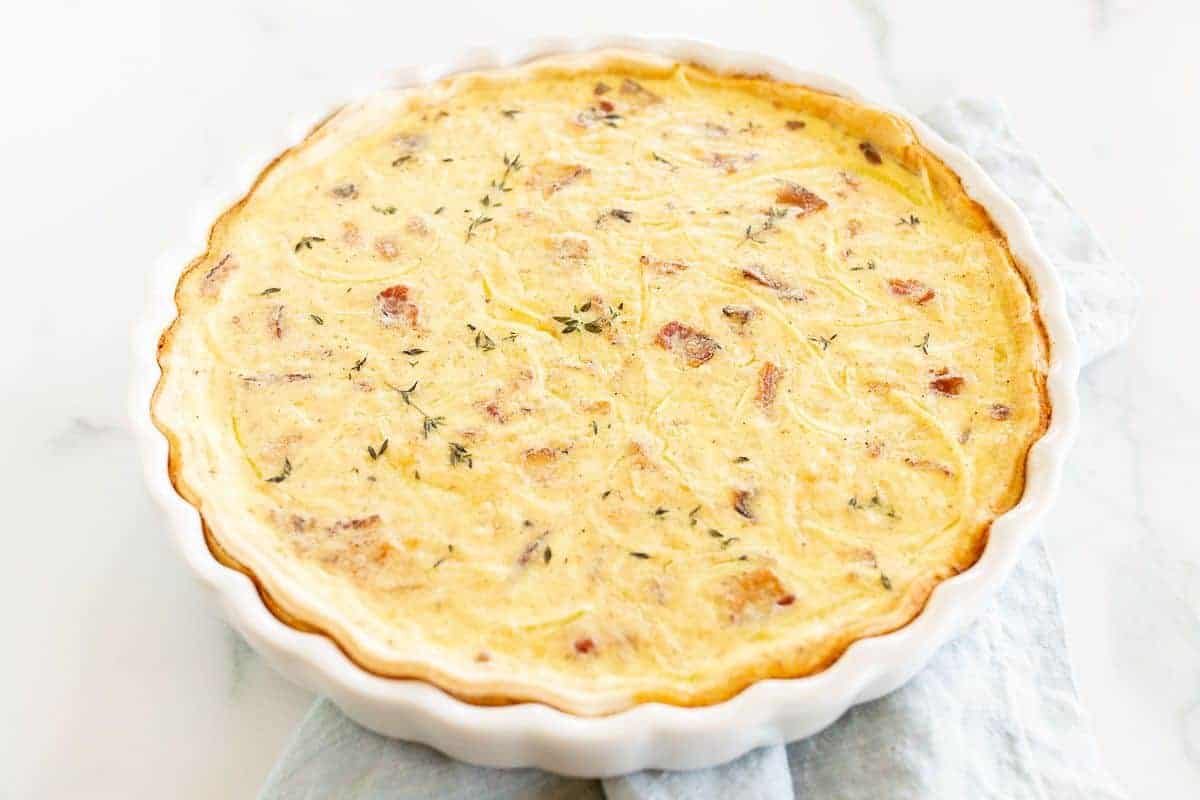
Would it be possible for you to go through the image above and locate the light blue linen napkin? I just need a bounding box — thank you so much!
[259,98,1137,800]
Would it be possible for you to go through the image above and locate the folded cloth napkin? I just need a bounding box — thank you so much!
[259,98,1137,800]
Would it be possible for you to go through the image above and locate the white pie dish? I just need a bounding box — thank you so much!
[129,34,1080,776]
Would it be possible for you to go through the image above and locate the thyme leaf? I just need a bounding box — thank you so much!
[265,457,292,483]
[294,235,325,252]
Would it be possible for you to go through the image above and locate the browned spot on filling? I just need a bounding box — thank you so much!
[393,131,428,152]
[376,285,419,327]
[619,78,662,105]
[732,489,756,520]
[268,305,285,339]
[888,278,936,305]
[374,237,399,260]
[785,119,806,130]
[522,446,560,467]
[846,219,863,236]
[593,81,611,95]
[405,215,430,236]
[724,567,790,621]
[529,162,591,197]
[930,369,966,397]
[330,183,357,199]
[474,651,491,663]
[865,439,884,458]
[341,221,362,246]
[722,304,758,329]
[331,515,382,532]
[553,234,590,262]
[708,152,758,174]
[756,362,783,409]
[639,255,689,274]
[201,253,237,298]
[240,373,312,385]
[859,141,883,164]
[655,321,720,367]
[904,457,954,477]
[741,265,806,301]
[775,182,828,217]
[990,403,1012,420]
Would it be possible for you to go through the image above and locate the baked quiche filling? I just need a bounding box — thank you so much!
[154,52,1049,714]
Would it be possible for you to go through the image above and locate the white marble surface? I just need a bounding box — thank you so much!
[2,1,1196,797]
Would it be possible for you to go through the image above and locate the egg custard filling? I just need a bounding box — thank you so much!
[154,51,1049,714]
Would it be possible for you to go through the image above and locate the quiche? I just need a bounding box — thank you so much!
[153,50,1049,715]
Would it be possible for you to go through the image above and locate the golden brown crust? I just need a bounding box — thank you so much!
[152,50,1051,715]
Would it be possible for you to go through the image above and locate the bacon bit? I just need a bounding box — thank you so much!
[721,304,757,328]
[776,594,796,606]
[330,183,357,199]
[740,265,806,301]
[522,447,559,467]
[888,278,936,305]
[374,237,399,260]
[725,568,789,621]
[597,99,615,113]
[554,234,590,262]
[732,489,756,521]
[341,221,362,246]
[200,253,237,297]
[619,78,662,105]
[859,141,883,165]
[405,215,430,236]
[655,321,720,367]
[268,305,285,339]
[708,152,758,174]
[376,285,419,327]
[639,255,689,275]
[529,163,591,197]
[775,182,828,216]
[990,403,1012,420]
[573,637,596,654]
[593,81,611,95]
[785,120,806,130]
[474,651,491,663]
[929,370,966,397]
[904,457,955,478]
[756,362,783,409]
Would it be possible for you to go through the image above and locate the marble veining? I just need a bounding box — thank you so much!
[3,1,1197,798]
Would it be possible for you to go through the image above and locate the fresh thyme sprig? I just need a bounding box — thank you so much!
[552,300,623,334]
[389,381,446,439]
[448,442,473,468]
[367,438,389,460]
[741,207,787,245]
[808,333,838,351]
